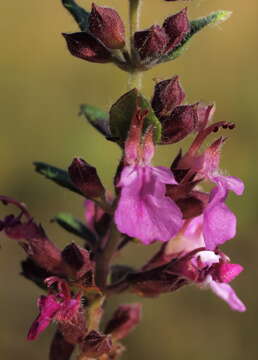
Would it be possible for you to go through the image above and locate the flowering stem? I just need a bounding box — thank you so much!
[95,222,121,290]
[128,0,143,90]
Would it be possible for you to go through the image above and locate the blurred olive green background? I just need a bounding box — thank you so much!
[0,0,257,359]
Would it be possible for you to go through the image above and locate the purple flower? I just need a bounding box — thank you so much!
[28,277,86,343]
[114,107,183,244]
[166,219,246,312]
[203,176,244,250]
[171,118,244,250]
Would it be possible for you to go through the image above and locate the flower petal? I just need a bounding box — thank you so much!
[203,199,236,250]
[209,281,246,312]
[217,263,244,283]
[213,175,244,196]
[115,166,182,244]
[27,295,61,340]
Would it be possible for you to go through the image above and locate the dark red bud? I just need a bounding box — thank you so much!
[63,32,111,63]
[163,8,190,53]
[61,243,94,280]
[81,330,112,358]
[68,158,105,199]
[134,25,169,62]
[161,104,198,144]
[89,4,125,49]
[152,76,185,117]
[105,303,142,340]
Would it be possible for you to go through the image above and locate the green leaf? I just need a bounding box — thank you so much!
[109,89,161,144]
[61,0,90,31]
[34,162,83,196]
[160,10,232,63]
[53,213,97,247]
[79,104,112,139]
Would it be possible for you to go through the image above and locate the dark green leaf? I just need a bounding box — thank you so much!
[61,0,90,31]
[34,162,83,196]
[160,10,232,63]
[109,89,161,144]
[53,213,97,247]
[79,104,112,139]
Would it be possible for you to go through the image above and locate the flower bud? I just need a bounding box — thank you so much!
[63,32,111,63]
[61,243,94,280]
[163,8,190,53]
[68,158,105,199]
[161,104,198,144]
[105,303,142,340]
[151,76,185,117]
[89,3,125,49]
[134,25,169,62]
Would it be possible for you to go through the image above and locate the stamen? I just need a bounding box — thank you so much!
[187,121,235,156]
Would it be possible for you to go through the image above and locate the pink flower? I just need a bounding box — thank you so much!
[203,175,244,250]
[166,219,246,312]
[172,117,244,250]
[114,107,183,244]
[27,277,85,343]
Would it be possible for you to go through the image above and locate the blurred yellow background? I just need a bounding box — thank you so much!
[0,0,257,359]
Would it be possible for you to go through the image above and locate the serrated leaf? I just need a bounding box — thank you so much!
[160,10,232,63]
[79,104,112,139]
[53,213,97,247]
[61,0,90,31]
[34,162,83,196]
[109,89,161,143]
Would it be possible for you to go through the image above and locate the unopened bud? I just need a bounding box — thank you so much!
[63,32,111,63]
[163,8,190,53]
[134,25,168,62]
[68,158,105,199]
[152,76,185,117]
[161,104,198,144]
[89,4,125,49]
[105,303,142,340]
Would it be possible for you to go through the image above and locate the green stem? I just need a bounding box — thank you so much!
[128,0,143,90]
[95,222,121,290]
[128,70,143,90]
[129,0,142,47]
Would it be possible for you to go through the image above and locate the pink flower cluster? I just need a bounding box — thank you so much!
[0,1,246,359]
[113,77,245,312]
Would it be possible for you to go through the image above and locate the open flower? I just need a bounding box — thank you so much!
[27,277,86,344]
[166,218,246,311]
[114,106,183,244]
[171,113,244,250]
[128,217,245,311]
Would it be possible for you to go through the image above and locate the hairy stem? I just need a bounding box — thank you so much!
[128,0,143,90]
